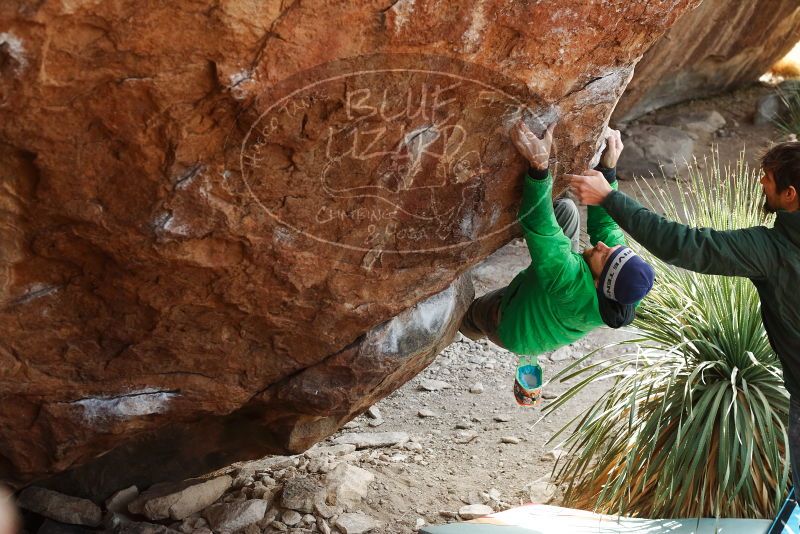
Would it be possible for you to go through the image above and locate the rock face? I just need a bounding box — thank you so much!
[615,0,800,120]
[0,0,697,495]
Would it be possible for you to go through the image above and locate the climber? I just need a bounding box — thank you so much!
[458,120,655,405]
[569,141,800,496]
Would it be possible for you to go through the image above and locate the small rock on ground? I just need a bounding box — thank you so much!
[105,485,139,514]
[116,520,183,534]
[458,504,494,520]
[540,449,566,462]
[281,476,325,513]
[270,520,288,532]
[755,92,790,126]
[419,379,452,391]
[453,430,479,444]
[617,124,694,179]
[128,475,232,520]
[332,432,409,449]
[305,443,357,459]
[656,110,726,135]
[37,519,99,534]
[549,346,574,362]
[16,487,102,527]
[524,476,557,504]
[282,509,302,527]
[178,516,209,533]
[203,499,267,532]
[324,463,375,508]
[335,512,382,534]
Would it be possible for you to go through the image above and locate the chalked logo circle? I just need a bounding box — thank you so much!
[237,54,556,254]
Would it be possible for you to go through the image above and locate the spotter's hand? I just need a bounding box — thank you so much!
[567,170,613,206]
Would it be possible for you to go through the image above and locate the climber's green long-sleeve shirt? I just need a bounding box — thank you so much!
[496,172,625,355]
[602,189,800,399]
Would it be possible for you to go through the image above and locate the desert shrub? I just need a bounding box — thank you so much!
[544,154,788,519]
[774,82,800,137]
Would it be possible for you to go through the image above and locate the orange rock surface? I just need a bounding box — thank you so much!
[0,0,697,496]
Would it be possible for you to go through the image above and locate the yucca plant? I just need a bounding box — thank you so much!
[774,81,800,137]
[544,153,788,519]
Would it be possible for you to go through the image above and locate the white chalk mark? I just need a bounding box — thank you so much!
[13,284,59,305]
[462,0,487,53]
[74,389,177,422]
[389,0,416,29]
[376,281,457,355]
[0,33,27,72]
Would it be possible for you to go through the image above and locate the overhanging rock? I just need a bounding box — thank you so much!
[0,0,698,494]
[615,0,800,121]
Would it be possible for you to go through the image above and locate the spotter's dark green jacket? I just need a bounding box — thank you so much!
[496,170,626,355]
[603,190,800,398]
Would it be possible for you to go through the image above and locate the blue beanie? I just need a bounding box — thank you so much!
[599,247,655,305]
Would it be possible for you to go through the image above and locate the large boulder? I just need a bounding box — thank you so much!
[0,0,698,497]
[615,0,800,121]
[616,124,696,179]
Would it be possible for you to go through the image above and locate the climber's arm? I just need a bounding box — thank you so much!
[519,169,580,292]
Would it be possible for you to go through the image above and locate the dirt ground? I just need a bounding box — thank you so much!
[628,83,783,169]
[316,82,788,532]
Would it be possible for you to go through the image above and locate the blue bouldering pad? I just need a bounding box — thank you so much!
[421,504,772,534]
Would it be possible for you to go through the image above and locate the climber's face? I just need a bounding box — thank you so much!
[583,241,622,281]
